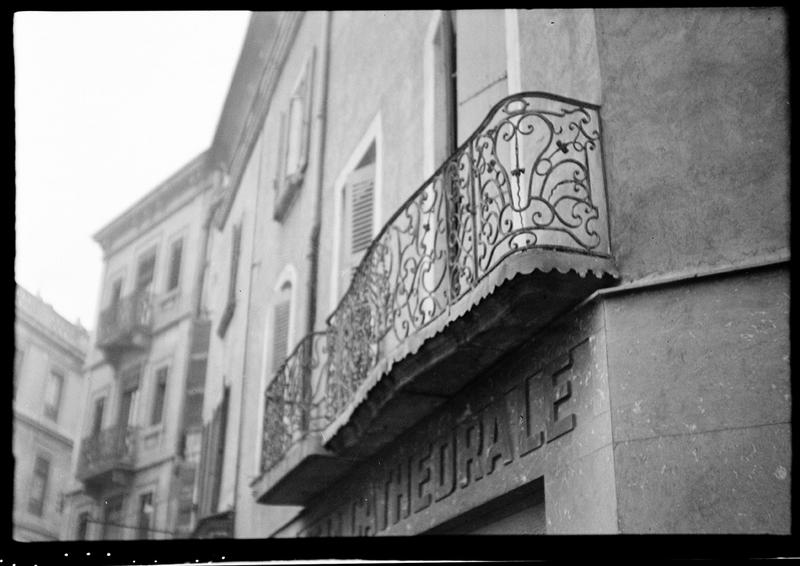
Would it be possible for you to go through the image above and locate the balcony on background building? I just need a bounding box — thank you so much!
[96,289,152,365]
[252,92,618,505]
[76,424,138,495]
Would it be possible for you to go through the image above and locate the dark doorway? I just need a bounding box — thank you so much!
[425,477,545,535]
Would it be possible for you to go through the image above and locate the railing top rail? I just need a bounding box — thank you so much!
[267,331,329,385]
[325,91,602,326]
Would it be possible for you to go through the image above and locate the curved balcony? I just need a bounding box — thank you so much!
[76,424,138,495]
[253,92,617,505]
[96,288,152,365]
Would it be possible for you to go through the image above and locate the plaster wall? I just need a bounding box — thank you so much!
[594,8,789,281]
[202,141,260,519]
[234,12,327,539]
[605,266,790,533]
[318,10,430,314]
[516,9,602,104]
[455,10,508,144]
[14,320,85,443]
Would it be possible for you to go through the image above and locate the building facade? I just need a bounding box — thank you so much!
[14,284,89,541]
[236,8,790,536]
[65,8,790,539]
[62,153,221,540]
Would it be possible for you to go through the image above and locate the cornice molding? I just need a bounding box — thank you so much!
[14,408,76,448]
[93,151,212,254]
[15,285,89,360]
[16,313,88,365]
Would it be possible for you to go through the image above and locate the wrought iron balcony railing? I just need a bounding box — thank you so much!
[260,333,331,472]
[96,288,152,351]
[76,424,138,483]
[259,92,612,475]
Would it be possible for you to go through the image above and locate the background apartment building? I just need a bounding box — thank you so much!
[63,153,220,540]
[62,8,788,541]
[14,284,89,541]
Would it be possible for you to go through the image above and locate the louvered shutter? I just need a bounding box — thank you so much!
[297,50,315,173]
[274,112,288,192]
[271,300,291,373]
[341,163,375,292]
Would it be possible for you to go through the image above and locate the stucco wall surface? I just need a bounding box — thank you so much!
[605,266,790,533]
[318,10,429,313]
[594,8,789,281]
[234,12,328,538]
[516,9,602,105]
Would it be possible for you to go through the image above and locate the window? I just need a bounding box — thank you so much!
[28,455,50,516]
[76,511,91,540]
[119,364,141,428]
[151,366,168,426]
[102,495,124,540]
[136,492,154,539]
[197,386,229,519]
[110,278,123,307]
[135,248,157,292]
[273,50,315,221]
[217,222,242,338]
[271,282,293,373]
[92,397,106,436]
[166,238,183,292]
[44,369,64,421]
[339,144,376,295]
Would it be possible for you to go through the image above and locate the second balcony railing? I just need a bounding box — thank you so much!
[259,92,612,475]
[76,424,138,483]
[97,288,152,352]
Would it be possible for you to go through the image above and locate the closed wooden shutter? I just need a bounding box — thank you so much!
[341,162,375,292]
[274,112,288,192]
[210,387,229,513]
[297,50,315,173]
[197,387,229,519]
[229,224,242,304]
[271,300,291,373]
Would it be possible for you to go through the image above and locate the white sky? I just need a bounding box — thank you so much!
[14,11,250,331]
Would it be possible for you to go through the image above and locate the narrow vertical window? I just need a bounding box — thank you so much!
[110,278,123,307]
[92,397,105,436]
[44,369,64,421]
[151,366,168,426]
[217,223,242,337]
[167,238,183,292]
[76,511,91,540]
[103,495,124,540]
[197,386,229,519]
[340,144,376,294]
[137,492,154,539]
[136,249,157,292]
[273,50,315,221]
[28,455,50,516]
[271,293,291,373]
[119,364,142,428]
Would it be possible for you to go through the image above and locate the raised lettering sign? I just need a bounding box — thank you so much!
[303,341,585,536]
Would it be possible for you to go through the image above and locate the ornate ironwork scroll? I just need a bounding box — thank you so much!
[261,332,330,472]
[259,92,609,475]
